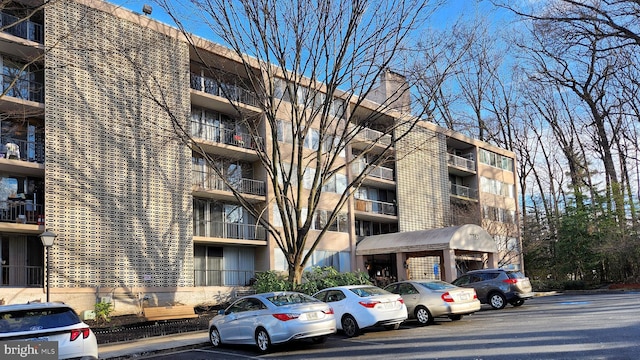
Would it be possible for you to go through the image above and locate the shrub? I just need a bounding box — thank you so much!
[94,300,113,324]
[252,270,292,293]
[252,267,372,295]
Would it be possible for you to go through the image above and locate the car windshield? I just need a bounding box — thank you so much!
[265,293,319,307]
[0,307,80,333]
[349,286,389,297]
[416,281,455,291]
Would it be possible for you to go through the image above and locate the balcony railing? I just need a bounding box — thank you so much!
[1,265,43,286]
[448,153,475,172]
[194,269,255,286]
[1,137,45,163]
[191,122,263,151]
[354,198,397,216]
[204,221,267,241]
[352,162,394,181]
[2,74,44,103]
[190,73,259,107]
[192,172,266,196]
[450,183,478,199]
[1,12,43,43]
[355,127,392,146]
[0,201,43,224]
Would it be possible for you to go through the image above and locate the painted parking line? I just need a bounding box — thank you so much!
[559,301,591,305]
[194,348,262,359]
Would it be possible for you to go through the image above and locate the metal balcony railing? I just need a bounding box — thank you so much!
[192,171,266,196]
[190,122,263,151]
[203,221,267,241]
[190,73,259,107]
[355,127,392,145]
[0,12,43,43]
[354,198,397,216]
[450,183,478,199]
[2,74,44,103]
[193,269,255,286]
[448,153,476,172]
[0,201,44,224]
[351,162,394,181]
[1,265,43,286]
[1,137,45,163]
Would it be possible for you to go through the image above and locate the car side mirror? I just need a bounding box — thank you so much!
[218,309,225,315]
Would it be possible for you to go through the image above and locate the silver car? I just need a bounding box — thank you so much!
[384,280,480,325]
[208,291,336,352]
[0,302,98,360]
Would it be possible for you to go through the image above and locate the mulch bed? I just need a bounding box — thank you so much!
[86,306,223,344]
[608,283,640,290]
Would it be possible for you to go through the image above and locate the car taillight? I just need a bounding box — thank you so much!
[397,297,404,304]
[323,308,334,315]
[473,292,478,300]
[70,328,91,341]
[503,279,518,284]
[441,292,454,303]
[272,313,300,321]
[358,300,380,308]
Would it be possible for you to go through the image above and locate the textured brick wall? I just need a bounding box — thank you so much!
[44,0,193,288]
[395,124,449,231]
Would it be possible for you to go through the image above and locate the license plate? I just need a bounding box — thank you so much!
[27,337,49,341]
[459,294,469,301]
[306,312,319,320]
[383,302,395,309]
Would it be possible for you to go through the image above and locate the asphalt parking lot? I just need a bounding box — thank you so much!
[142,292,640,360]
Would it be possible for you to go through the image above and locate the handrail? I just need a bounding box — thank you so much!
[448,153,475,172]
[450,183,478,199]
[190,73,259,107]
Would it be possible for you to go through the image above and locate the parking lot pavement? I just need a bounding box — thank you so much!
[98,330,208,359]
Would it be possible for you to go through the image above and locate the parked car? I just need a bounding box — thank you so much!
[312,285,407,337]
[208,291,336,352]
[0,302,98,360]
[452,269,534,309]
[384,280,480,325]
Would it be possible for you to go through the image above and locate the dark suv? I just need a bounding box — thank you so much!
[452,269,534,309]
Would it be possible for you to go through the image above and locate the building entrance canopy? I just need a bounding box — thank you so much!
[356,224,498,282]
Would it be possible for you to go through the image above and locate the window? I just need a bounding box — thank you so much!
[479,149,514,172]
[480,177,515,199]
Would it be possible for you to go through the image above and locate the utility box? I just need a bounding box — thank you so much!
[81,310,96,321]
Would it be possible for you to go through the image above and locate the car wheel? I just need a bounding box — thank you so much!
[255,328,271,352]
[510,299,525,307]
[384,323,401,330]
[209,327,221,347]
[415,306,433,325]
[341,314,360,337]
[489,292,507,309]
[312,335,329,344]
[448,314,463,321]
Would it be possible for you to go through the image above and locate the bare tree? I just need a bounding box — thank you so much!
[149,0,443,285]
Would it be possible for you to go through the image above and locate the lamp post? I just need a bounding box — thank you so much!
[39,230,57,303]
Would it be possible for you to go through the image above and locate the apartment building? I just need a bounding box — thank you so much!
[0,0,519,314]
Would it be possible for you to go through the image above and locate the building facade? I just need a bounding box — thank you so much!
[0,0,519,314]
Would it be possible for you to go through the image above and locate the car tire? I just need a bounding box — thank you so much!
[415,306,433,325]
[342,314,360,337]
[448,314,463,321]
[384,323,401,330]
[510,299,525,307]
[312,335,329,344]
[489,292,507,309]
[209,327,221,348]
[255,328,271,352]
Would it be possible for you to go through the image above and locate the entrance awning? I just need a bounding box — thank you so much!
[356,224,497,255]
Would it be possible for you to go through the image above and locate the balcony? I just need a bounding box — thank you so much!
[2,74,43,103]
[448,153,476,174]
[192,172,266,196]
[190,73,259,109]
[450,183,478,200]
[1,265,43,286]
[191,122,263,152]
[0,200,43,224]
[1,12,43,43]
[206,221,267,241]
[354,198,397,216]
[194,269,255,287]
[0,138,45,163]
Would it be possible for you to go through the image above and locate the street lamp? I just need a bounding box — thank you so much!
[39,230,57,303]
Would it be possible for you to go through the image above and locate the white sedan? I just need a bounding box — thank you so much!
[0,302,98,360]
[313,285,407,337]
[209,291,336,352]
